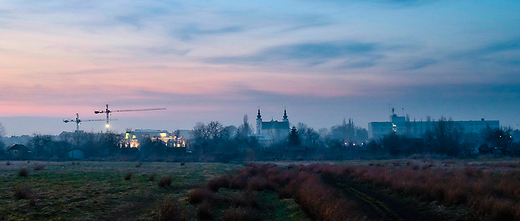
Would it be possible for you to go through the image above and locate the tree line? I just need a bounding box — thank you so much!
[1,118,520,161]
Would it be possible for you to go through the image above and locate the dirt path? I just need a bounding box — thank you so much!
[321,176,445,221]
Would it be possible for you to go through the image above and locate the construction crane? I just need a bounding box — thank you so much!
[63,113,105,132]
[94,104,166,131]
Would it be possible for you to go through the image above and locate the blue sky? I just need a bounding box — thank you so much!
[0,0,519,136]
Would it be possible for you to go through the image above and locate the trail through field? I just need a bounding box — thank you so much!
[321,176,443,221]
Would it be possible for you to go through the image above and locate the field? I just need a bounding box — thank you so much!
[1,158,520,220]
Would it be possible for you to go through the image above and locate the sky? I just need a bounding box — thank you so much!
[0,0,519,136]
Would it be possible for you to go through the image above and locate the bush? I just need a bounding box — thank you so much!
[230,175,248,190]
[34,164,45,171]
[124,173,132,180]
[148,173,156,182]
[158,200,188,221]
[13,184,31,200]
[188,188,215,205]
[196,201,213,220]
[18,168,28,177]
[207,175,231,192]
[231,191,258,208]
[158,176,172,187]
[222,207,261,221]
[135,162,142,168]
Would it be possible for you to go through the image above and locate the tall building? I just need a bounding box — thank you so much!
[368,110,499,139]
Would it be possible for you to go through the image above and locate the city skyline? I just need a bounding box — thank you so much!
[1,0,519,136]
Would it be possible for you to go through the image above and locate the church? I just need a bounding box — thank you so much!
[254,108,290,143]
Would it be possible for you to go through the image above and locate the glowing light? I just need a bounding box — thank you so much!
[105,124,110,128]
[160,133,167,137]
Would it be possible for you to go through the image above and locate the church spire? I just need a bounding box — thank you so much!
[282,107,288,122]
[257,107,261,119]
[256,107,262,134]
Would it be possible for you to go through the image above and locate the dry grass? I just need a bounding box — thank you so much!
[301,161,520,220]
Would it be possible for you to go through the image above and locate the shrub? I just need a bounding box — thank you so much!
[18,168,28,177]
[135,162,142,168]
[230,175,248,190]
[148,173,156,182]
[13,184,31,200]
[196,201,213,220]
[246,177,270,192]
[34,164,45,171]
[158,200,188,221]
[231,192,258,208]
[421,164,433,170]
[188,188,215,205]
[124,173,132,181]
[158,176,173,187]
[222,207,261,221]
[6,162,10,165]
[208,175,231,192]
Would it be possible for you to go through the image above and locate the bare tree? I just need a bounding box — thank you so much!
[424,117,473,156]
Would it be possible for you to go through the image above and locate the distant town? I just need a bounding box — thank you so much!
[1,107,519,161]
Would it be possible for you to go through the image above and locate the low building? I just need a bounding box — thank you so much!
[6,144,31,159]
[122,129,187,149]
[68,148,85,159]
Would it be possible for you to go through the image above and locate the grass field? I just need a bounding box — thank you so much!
[2,158,519,220]
[0,161,309,221]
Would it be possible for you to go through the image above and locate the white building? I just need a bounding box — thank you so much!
[249,108,290,146]
[368,111,499,139]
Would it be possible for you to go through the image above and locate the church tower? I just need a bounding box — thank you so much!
[256,108,262,134]
[282,108,288,123]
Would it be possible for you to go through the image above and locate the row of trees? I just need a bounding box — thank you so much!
[2,118,520,160]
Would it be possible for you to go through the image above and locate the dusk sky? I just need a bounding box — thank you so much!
[1,0,519,136]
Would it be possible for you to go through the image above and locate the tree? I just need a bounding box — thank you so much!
[297,123,320,148]
[424,117,472,156]
[99,131,123,156]
[288,126,301,146]
[482,126,513,153]
[237,115,251,137]
[380,132,405,156]
[191,121,227,154]
[31,134,53,157]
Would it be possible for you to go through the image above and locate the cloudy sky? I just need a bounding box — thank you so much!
[0,0,519,136]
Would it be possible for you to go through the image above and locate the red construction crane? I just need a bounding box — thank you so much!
[63,113,105,131]
[94,104,166,131]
